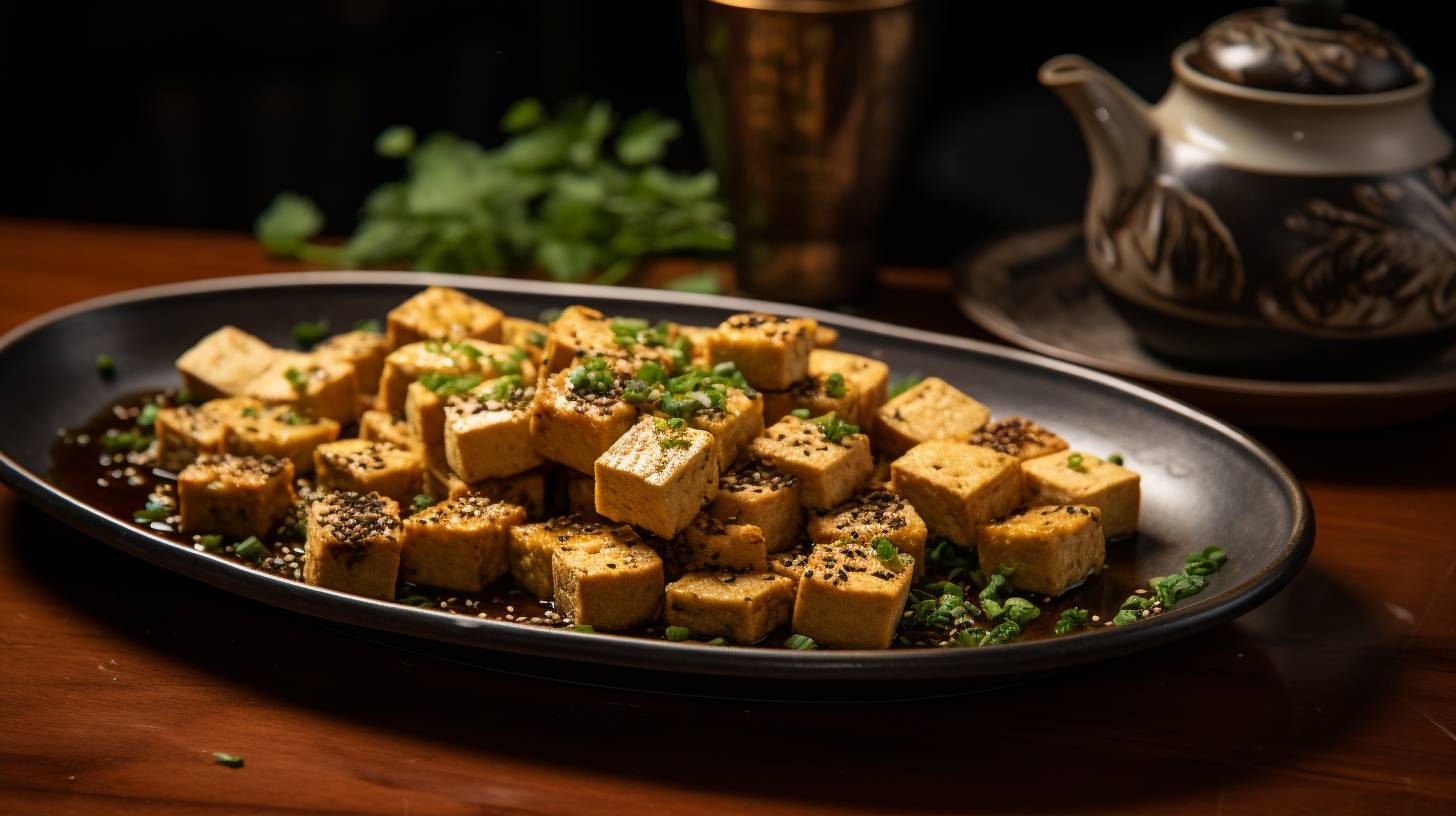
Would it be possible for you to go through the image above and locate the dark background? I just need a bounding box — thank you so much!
[1,1,1448,268]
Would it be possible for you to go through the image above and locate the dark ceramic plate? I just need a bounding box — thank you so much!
[0,272,1312,682]
[955,225,1456,428]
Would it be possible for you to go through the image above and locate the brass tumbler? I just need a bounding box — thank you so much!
[684,0,919,304]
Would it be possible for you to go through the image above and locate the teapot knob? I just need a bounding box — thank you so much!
[1278,0,1346,27]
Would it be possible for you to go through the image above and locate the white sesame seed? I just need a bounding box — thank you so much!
[1134,588,1148,595]
[1091,615,1101,622]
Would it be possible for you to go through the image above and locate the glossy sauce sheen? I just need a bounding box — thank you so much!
[49,392,1156,648]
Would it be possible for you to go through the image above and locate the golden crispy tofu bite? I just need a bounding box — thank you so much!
[807,488,928,577]
[1021,452,1141,538]
[967,416,1070,461]
[768,545,811,588]
[400,494,527,592]
[808,349,889,430]
[552,540,664,630]
[386,286,504,350]
[541,305,613,373]
[443,375,541,482]
[508,515,641,600]
[710,313,816,390]
[177,453,295,539]
[303,490,403,600]
[176,326,280,400]
[667,513,769,574]
[977,505,1106,596]
[890,440,1022,547]
[377,339,527,415]
[762,372,863,426]
[665,571,795,644]
[404,381,449,470]
[529,362,638,475]
[710,461,803,553]
[873,376,990,458]
[222,404,341,474]
[156,397,261,473]
[747,414,872,510]
[358,409,416,450]
[243,351,359,424]
[315,329,389,395]
[791,539,914,649]
[594,416,720,538]
[312,438,424,505]
[684,385,763,471]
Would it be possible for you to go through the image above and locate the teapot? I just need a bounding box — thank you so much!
[1041,0,1455,373]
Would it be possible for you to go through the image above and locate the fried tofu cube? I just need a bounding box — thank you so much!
[243,351,359,424]
[400,494,527,592]
[177,453,295,538]
[594,416,720,538]
[541,305,613,373]
[508,516,640,599]
[405,381,449,470]
[685,387,764,470]
[443,378,541,481]
[890,440,1022,547]
[665,571,795,643]
[768,545,811,588]
[303,490,403,600]
[501,316,549,364]
[807,488,928,577]
[1021,452,1141,538]
[967,416,1070,461]
[977,504,1106,596]
[667,513,769,574]
[791,539,914,649]
[425,466,547,518]
[529,368,638,474]
[313,439,424,505]
[814,325,839,349]
[316,329,390,396]
[176,326,280,400]
[552,541,664,630]
[156,398,255,473]
[762,373,863,426]
[809,349,889,431]
[747,415,873,510]
[710,461,803,553]
[386,286,504,349]
[358,409,416,450]
[222,405,341,474]
[873,377,990,458]
[709,313,816,390]
[377,339,525,415]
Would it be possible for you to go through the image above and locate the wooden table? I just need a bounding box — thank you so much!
[1,218,1452,815]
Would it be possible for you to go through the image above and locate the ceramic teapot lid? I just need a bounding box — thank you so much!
[1186,0,1418,94]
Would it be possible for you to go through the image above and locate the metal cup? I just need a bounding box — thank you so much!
[684,0,919,304]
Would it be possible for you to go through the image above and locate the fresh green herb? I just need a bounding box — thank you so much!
[569,624,595,633]
[1113,594,1151,626]
[284,367,308,395]
[810,412,860,444]
[353,318,383,333]
[241,406,259,418]
[665,625,692,642]
[567,356,617,395]
[824,372,846,399]
[981,620,1022,645]
[211,752,245,769]
[665,267,722,294]
[1151,571,1208,608]
[705,637,726,646]
[291,319,330,350]
[1067,453,1085,471]
[132,501,171,523]
[1108,452,1124,466]
[1003,596,1041,625]
[789,408,811,419]
[95,353,115,376]
[254,99,731,283]
[526,330,547,347]
[477,374,524,403]
[926,539,975,573]
[785,633,817,650]
[887,375,921,399]
[1183,546,1228,576]
[621,361,752,419]
[234,536,268,563]
[412,494,436,513]
[102,429,153,454]
[175,387,194,405]
[136,402,160,428]
[418,371,483,396]
[196,534,224,552]
[1054,607,1092,635]
[279,410,310,426]
[397,592,433,607]
[654,416,692,450]
[1112,609,1141,626]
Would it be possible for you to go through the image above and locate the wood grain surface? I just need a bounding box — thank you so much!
[0,218,1452,815]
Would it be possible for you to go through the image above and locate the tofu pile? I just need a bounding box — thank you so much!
[163,286,1141,649]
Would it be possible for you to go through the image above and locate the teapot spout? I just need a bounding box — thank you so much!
[1039,55,1155,193]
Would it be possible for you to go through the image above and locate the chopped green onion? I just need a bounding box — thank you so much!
[132,501,171,523]
[811,412,860,444]
[279,410,309,426]
[789,408,811,419]
[887,375,921,399]
[665,625,692,642]
[284,367,308,395]
[526,330,547,347]
[136,402,160,428]
[353,318,383,333]
[234,536,268,563]
[211,752,244,768]
[1107,453,1124,466]
[824,372,846,398]
[197,534,224,552]
[785,633,817,650]
[175,387,194,405]
[241,406,259,418]
[292,319,330,349]
[102,429,153,454]
[567,356,617,395]
[418,371,482,396]
[705,637,726,646]
[95,353,115,376]
[476,374,524,403]
[412,494,436,512]
[1003,596,1041,625]
[569,624,595,633]
[1054,607,1091,635]
[538,307,563,325]
[1067,453,1085,471]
